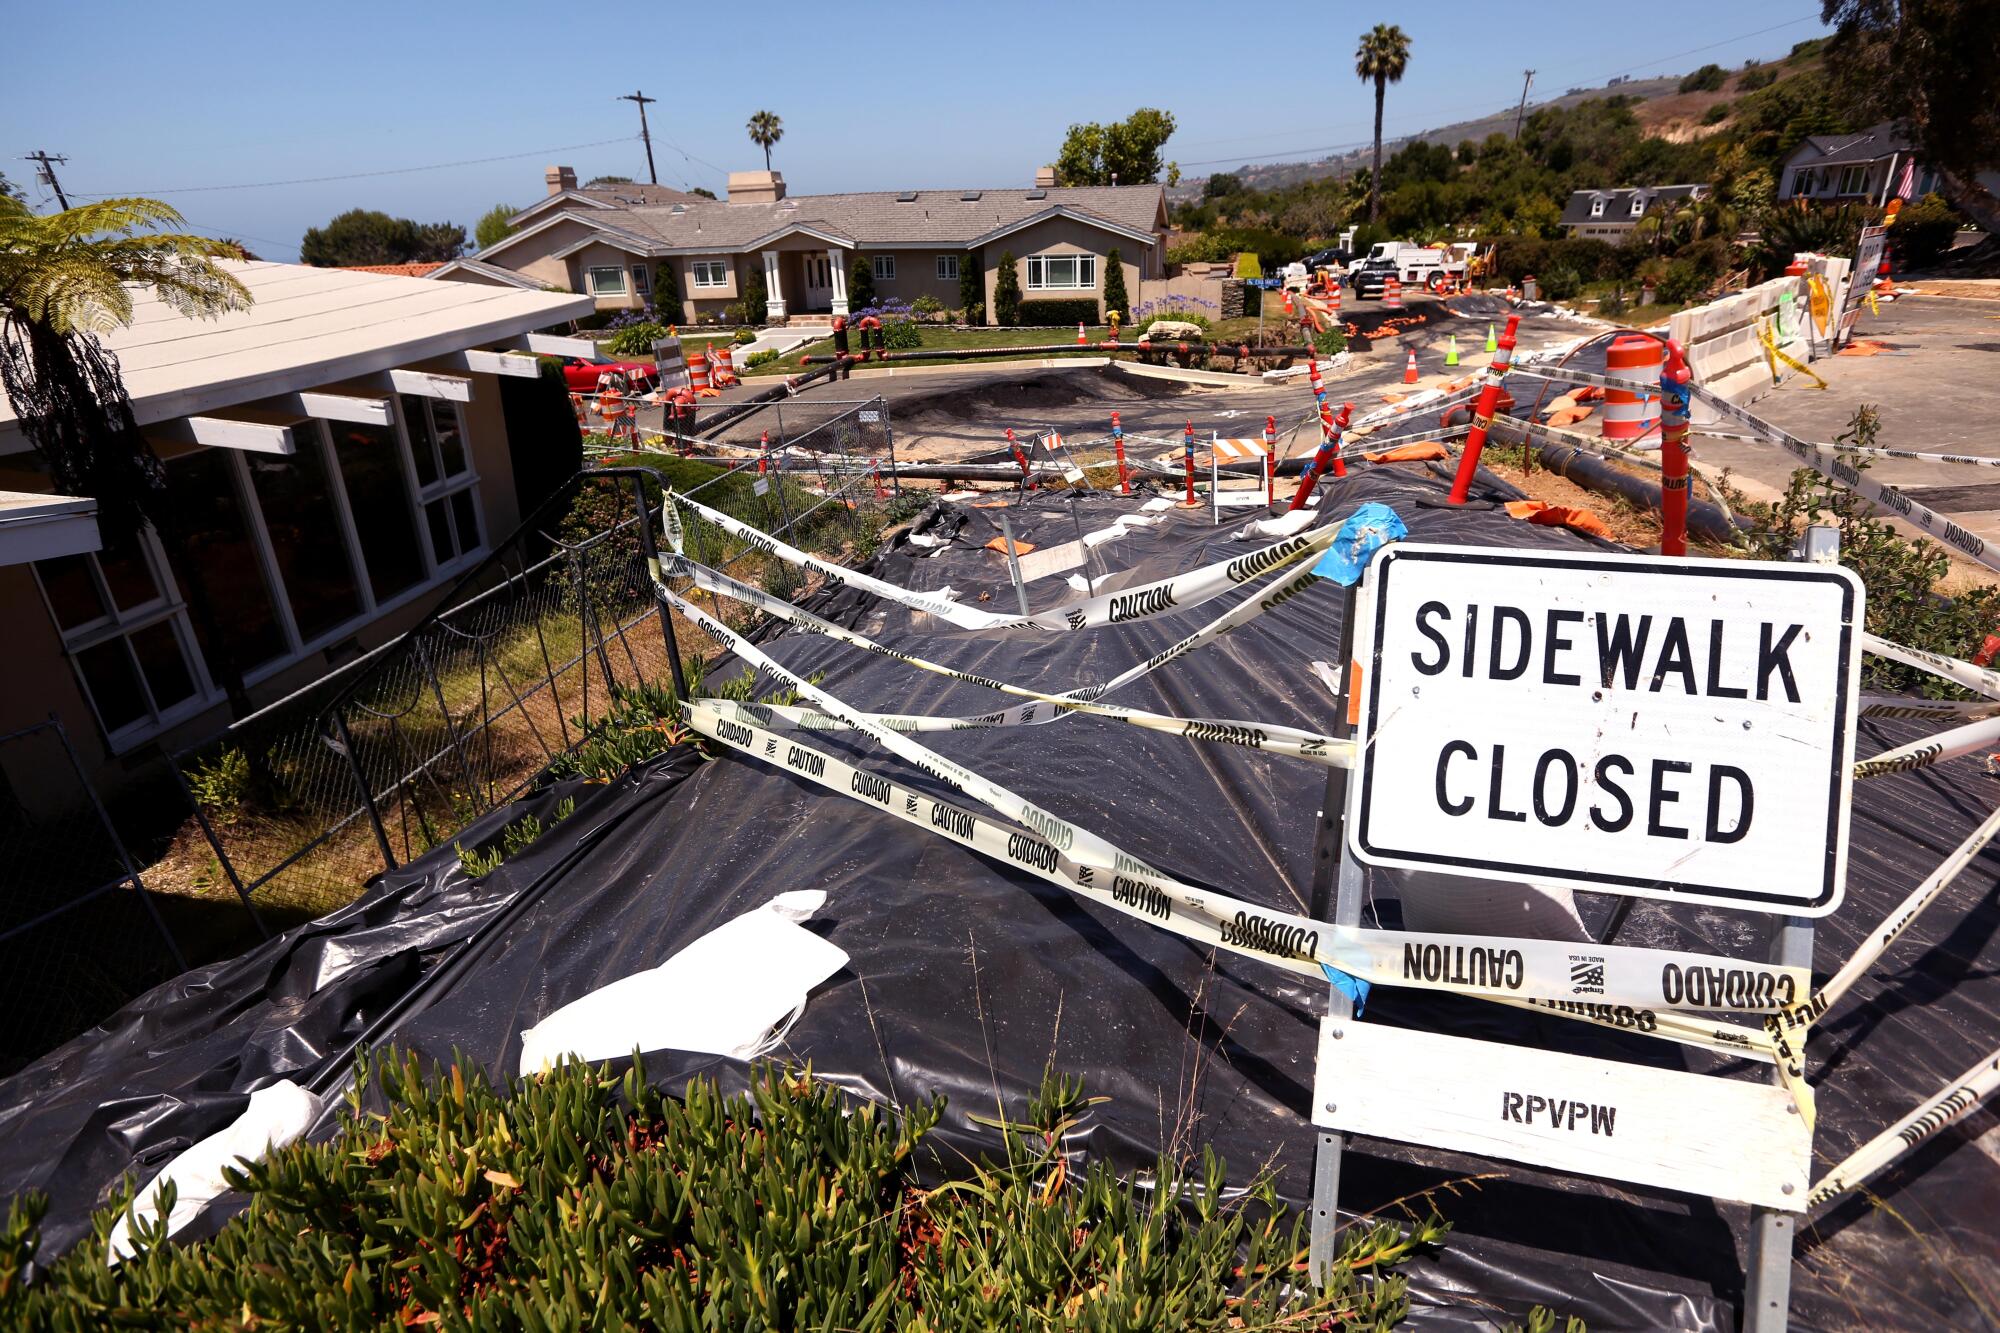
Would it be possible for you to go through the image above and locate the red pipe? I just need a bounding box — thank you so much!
[1658,337,1693,557]
[1264,414,1277,507]
[1112,412,1129,495]
[1183,420,1197,506]
[1288,403,1352,511]
[1446,313,1521,504]
[1007,428,1031,483]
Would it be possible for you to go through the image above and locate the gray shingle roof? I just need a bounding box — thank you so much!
[576,182,704,208]
[542,185,1166,254]
[1560,184,1709,227]
[1785,123,1911,170]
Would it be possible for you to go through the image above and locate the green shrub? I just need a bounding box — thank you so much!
[1598,286,1630,318]
[1734,407,2000,697]
[1738,67,1777,91]
[1894,193,1964,269]
[958,250,982,318]
[1540,265,1583,301]
[732,326,756,345]
[880,317,922,349]
[1657,257,1710,304]
[0,1056,1505,1330]
[1102,246,1130,321]
[741,263,768,327]
[1140,310,1213,335]
[186,747,253,824]
[545,678,691,783]
[993,251,1021,325]
[909,293,943,319]
[1016,297,1099,326]
[849,254,876,310]
[1702,102,1731,125]
[1679,63,1727,93]
[1312,325,1347,357]
[744,348,779,369]
[654,262,682,323]
[603,320,669,357]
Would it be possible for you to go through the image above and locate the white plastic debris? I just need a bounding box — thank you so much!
[108,1080,322,1266]
[1235,508,1318,540]
[517,890,847,1076]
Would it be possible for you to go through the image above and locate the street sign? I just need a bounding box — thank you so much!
[1836,224,1887,345]
[1349,545,1862,915]
[1312,1017,1811,1209]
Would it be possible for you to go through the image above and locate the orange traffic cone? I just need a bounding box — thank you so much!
[1076,321,1087,345]
[1402,347,1419,384]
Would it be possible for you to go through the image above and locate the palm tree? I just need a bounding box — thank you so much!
[1354,24,1412,224]
[747,111,784,172]
[1,196,253,704]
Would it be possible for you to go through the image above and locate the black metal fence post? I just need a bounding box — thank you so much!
[331,708,398,870]
[48,716,188,972]
[630,473,690,701]
[159,745,269,937]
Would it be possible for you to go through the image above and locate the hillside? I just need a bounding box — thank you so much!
[1173,49,1821,199]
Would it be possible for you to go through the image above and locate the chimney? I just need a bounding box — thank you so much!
[545,164,577,197]
[1034,165,1057,189]
[726,170,786,203]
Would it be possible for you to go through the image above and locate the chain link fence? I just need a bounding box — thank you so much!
[3,402,909,1068]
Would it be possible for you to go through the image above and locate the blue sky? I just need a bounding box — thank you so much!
[4,1,1831,259]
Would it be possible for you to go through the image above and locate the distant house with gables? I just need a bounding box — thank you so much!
[436,165,1169,326]
[1560,184,1711,243]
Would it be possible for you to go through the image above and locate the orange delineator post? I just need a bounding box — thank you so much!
[1007,428,1031,484]
[1658,337,1693,557]
[758,430,771,476]
[1445,312,1521,504]
[1112,412,1130,494]
[1264,414,1277,507]
[1288,403,1352,510]
[1183,420,1197,505]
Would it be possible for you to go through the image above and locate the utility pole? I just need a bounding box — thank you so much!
[617,91,659,185]
[24,150,71,209]
[1512,71,1536,142]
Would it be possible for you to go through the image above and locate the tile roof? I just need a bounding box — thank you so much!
[576,182,704,208]
[514,185,1167,255]
[1559,184,1709,227]
[337,262,448,277]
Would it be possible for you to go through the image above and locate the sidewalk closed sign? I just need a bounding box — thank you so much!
[1350,545,1862,915]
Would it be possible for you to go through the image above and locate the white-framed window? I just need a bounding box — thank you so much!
[690,260,729,288]
[1790,169,1814,197]
[1629,195,1646,217]
[36,400,487,751]
[1025,253,1096,290]
[34,530,218,751]
[631,265,650,297]
[871,254,896,281]
[936,254,960,282]
[399,396,484,569]
[1838,165,1868,195]
[1588,197,1605,218]
[586,266,627,295]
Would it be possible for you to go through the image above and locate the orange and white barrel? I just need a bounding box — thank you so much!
[689,351,712,394]
[1383,275,1402,309]
[1329,279,1342,317]
[1602,335,1663,441]
[711,344,737,387]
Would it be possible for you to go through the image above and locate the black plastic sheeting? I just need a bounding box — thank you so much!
[5,461,1999,1331]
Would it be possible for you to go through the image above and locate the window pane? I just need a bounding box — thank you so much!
[76,639,148,733]
[402,395,440,487]
[128,619,197,710]
[428,401,467,477]
[1078,257,1096,288]
[165,450,287,672]
[244,442,362,643]
[1046,257,1075,287]
[426,499,455,565]
[449,489,481,554]
[331,420,426,601]
[632,267,649,293]
[95,527,161,610]
[38,553,106,630]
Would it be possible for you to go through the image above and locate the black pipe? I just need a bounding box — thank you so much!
[796,343,1319,366]
[695,361,840,436]
[1528,442,1740,543]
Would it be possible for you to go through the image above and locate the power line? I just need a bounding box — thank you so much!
[70,135,638,197]
[23,150,70,209]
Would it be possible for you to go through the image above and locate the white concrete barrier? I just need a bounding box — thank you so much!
[1668,257,1849,420]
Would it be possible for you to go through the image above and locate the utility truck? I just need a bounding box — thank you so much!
[1350,242,1469,295]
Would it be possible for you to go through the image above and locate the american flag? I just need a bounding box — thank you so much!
[1897,158,1917,200]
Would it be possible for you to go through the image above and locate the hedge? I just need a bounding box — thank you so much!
[0,1054,1516,1329]
[1015,296,1100,326]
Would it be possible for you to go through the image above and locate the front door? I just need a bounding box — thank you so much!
[802,253,834,312]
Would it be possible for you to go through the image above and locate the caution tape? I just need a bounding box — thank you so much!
[1854,712,2000,777]
[667,489,1342,632]
[1755,318,1829,389]
[1864,634,2000,701]
[1860,695,2000,721]
[1762,799,2000,1132]
[685,699,1803,1025]
[672,557,1354,767]
[1685,383,2000,578]
[1807,1045,2000,1209]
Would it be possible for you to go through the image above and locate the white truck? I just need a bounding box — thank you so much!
[1350,242,1471,297]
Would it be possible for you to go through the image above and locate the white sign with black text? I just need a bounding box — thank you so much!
[1349,545,1861,915]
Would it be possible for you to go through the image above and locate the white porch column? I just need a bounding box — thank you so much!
[828,248,849,317]
[762,250,786,320]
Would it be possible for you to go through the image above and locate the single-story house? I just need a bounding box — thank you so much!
[1777,123,2000,205]
[436,164,1168,325]
[1560,185,1710,242]
[0,261,591,804]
